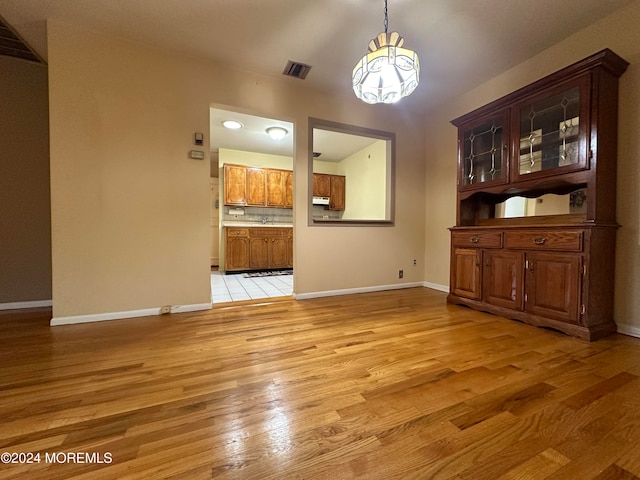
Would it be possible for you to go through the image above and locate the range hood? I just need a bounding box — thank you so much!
[312,196,330,206]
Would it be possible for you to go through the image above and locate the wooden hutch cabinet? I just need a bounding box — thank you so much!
[448,49,628,341]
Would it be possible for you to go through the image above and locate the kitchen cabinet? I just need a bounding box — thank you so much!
[313,174,331,197]
[223,164,293,209]
[266,169,286,207]
[225,228,250,271]
[284,171,293,208]
[448,49,628,341]
[223,164,246,205]
[312,173,346,211]
[225,227,293,272]
[329,175,346,211]
[246,167,266,206]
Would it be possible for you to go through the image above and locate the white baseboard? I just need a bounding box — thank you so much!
[615,323,640,339]
[294,282,424,300]
[50,303,212,326]
[0,299,53,311]
[422,281,449,293]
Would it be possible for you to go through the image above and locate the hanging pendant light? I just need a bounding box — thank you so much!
[352,0,420,104]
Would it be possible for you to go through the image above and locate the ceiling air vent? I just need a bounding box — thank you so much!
[283,60,311,80]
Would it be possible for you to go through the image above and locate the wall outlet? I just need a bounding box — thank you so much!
[413,259,417,266]
[398,269,404,279]
[160,305,171,314]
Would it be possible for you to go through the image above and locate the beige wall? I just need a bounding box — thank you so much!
[218,149,293,171]
[424,0,640,335]
[47,20,427,320]
[0,56,51,306]
[340,140,387,220]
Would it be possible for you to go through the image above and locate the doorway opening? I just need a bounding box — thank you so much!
[209,106,294,304]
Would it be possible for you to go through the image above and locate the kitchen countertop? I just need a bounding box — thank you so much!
[222,221,293,228]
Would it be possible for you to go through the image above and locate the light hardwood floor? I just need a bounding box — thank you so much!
[1,287,640,479]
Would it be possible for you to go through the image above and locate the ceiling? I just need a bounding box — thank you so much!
[0,0,634,157]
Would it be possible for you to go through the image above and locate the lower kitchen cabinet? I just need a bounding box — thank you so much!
[225,228,250,271]
[225,227,293,272]
[448,225,615,341]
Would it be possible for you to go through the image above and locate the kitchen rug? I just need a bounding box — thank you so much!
[242,270,293,278]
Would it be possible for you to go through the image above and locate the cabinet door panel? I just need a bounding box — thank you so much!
[246,168,266,206]
[458,110,509,190]
[514,77,590,181]
[226,236,249,271]
[313,174,331,197]
[270,237,289,268]
[484,251,524,310]
[284,171,293,208]
[452,248,482,300]
[329,175,346,211]
[224,165,246,205]
[266,170,285,207]
[526,252,581,323]
[287,235,293,268]
[249,237,269,269]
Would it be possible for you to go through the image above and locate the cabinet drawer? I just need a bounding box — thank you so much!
[248,227,290,236]
[504,230,583,251]
[226,228,249,237]
[452,231,502,249]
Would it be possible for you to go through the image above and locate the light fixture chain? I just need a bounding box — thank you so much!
[383,0,388,33]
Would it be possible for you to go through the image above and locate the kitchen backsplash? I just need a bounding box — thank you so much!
[223,205,343,223]
[223,206,293,224]
[311,205,342,220]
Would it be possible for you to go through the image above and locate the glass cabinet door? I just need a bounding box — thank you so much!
[514,78,589,180]
[459,111,508,189]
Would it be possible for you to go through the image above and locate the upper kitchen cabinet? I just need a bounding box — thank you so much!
[266,169,286,207]
[284,171,293,208]
[223,164,293,209]
[223,164,246,205]
[246,167,267,206]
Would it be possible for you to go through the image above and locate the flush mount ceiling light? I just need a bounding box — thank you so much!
[266,126,288,140]
[222,120,243,130]
[352,0,420,104]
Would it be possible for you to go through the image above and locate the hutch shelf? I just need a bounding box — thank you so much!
[447,49,628,341]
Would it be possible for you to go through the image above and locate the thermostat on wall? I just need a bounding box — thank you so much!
[189,150,205,160]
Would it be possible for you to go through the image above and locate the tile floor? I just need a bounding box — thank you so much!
[211,271,294,304]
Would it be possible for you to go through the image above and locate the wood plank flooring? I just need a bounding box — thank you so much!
[1,287,640,479]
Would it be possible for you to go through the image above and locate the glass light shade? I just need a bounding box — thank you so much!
[352,32,420,104]
[266,126,288,140]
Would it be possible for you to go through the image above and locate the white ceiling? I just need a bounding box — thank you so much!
[1,0,634,157]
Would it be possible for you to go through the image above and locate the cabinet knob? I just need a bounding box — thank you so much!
[470,236,480,243]
[533,237,546,245]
